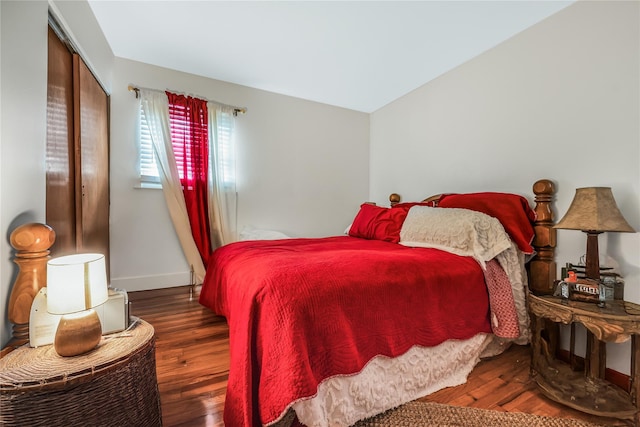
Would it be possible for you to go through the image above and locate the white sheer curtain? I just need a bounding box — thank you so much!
[207,104,237,247]
[139,89,206,282]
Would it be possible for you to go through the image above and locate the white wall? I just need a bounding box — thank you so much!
[108,60,370,291]
[0,0,114,347]
[370,0,639,374]
[0,0,48,348]
[0,0,368,347]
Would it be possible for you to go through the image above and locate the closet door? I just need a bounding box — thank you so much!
[74,56,110,265]
[46,26,76,255]
[46,25,110,276]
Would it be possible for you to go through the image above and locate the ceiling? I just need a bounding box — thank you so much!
[87,1,574,113]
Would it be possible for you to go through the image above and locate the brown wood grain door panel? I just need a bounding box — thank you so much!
[46,26,110,278]
[46,26,76,257]
[74,55,110,272]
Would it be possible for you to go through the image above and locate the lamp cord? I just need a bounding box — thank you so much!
[100,316,141,342]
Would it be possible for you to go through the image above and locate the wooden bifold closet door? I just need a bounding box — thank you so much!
[46,25,110,277]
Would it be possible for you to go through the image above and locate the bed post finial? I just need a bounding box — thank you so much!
[389,193,401,206]
[5,223,56,351]
[529,179,556,295]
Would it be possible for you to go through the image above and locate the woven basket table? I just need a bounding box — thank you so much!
[0,318,162,427]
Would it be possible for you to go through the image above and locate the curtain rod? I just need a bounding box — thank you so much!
[127,85,247,116]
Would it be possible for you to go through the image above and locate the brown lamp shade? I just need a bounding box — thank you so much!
[554,187,635,233]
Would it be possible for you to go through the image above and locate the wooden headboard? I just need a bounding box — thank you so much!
[389,178,556,294]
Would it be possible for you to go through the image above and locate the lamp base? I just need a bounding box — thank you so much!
[54,309,102,357]
[585,231,603,280]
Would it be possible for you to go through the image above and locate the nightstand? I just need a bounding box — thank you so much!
[0,318,162,427]
[528,294,640,425]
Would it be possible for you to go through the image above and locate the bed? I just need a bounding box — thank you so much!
[198,179,556,427]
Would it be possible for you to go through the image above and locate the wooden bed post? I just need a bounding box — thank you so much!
[528,179,557,295]
[5,223,56,351]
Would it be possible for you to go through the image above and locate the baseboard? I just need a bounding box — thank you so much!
[110,271,192,292]
[557,348,631,392]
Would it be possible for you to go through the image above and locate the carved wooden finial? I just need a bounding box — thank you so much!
[389,193,401,206]
[7,223,56,347]
[533,179,554,214]
[529,180,557,295]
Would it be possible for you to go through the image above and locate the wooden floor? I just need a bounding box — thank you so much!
[129,285,626,427]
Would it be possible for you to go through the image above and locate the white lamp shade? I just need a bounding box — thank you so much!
[47,253,108,315]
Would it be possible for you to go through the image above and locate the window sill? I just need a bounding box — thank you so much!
[135,181,162,190]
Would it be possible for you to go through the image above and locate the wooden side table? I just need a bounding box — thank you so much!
[529,294,640,425]
[0,318,162,427]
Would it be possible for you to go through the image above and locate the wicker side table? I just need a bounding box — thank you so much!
[0,318,162,427]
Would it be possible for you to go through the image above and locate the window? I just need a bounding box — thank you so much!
[139,107,160,184]
[215,111,235,188]
[138,103,235,187]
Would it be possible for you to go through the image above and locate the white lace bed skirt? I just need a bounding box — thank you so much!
[268,333,500,427]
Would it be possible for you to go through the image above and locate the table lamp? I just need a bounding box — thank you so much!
[554,187,635,280]
[47,253,108,357]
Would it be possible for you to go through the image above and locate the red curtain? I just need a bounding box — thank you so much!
[166,92,212,265]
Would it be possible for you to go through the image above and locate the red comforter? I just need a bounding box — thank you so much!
[199,236,492,426]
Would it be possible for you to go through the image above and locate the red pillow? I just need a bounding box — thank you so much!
[438,193,536,254]
[348,204,408,243]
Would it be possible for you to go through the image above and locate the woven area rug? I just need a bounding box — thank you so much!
[354,401,606,427]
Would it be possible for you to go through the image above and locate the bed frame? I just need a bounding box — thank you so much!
[2,179,556,355]
[389,178,557,295]
[528,179,557,295]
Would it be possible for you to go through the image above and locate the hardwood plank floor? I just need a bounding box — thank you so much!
[129,286,626,427]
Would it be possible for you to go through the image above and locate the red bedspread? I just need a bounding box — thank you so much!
[199,236,491,426]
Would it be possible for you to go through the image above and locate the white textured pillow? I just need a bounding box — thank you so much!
[239,226,289,241]
[399,206,512,267]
